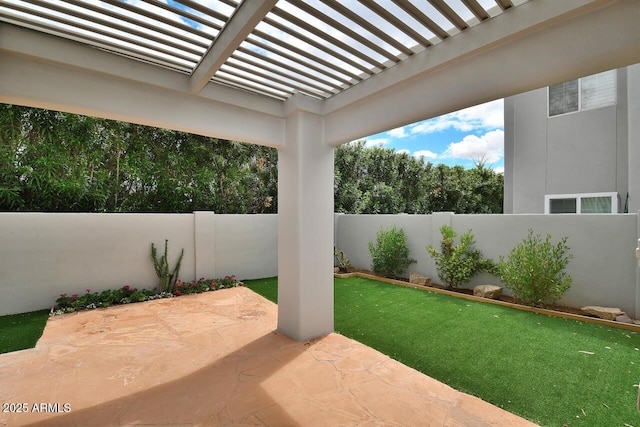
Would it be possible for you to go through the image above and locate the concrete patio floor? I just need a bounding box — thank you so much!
[0,287,537,426]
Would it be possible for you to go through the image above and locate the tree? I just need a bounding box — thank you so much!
[334,141,503,214]
[0,105,503,214]
[0,104,278,213]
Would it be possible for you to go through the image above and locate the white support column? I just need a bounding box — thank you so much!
[278,95,334,341]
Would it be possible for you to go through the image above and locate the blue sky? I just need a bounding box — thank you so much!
[356,99,504,173]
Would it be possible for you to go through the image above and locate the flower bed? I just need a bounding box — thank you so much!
[52,276,241,316]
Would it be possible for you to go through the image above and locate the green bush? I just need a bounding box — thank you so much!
[368,226,416,278]
[427,225,496,289]
[498,229,573,307]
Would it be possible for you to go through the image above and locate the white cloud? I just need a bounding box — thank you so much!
[413,149,438,159]
[493,166,504,174]
[442,129,504,164]
[410,99,504,135]
[396,149,410,155]
[387,126,407,138]
[364,138,390,148]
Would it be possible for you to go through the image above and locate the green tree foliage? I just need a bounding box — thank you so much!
[0,104,277,213]
[334,141,503,214]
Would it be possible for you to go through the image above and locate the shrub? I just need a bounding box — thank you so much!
[498,229,573,307]
[368,226,416,278]
[334,246,351,273]
[427,225,496,289]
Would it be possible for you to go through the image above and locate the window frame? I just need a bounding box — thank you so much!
[544,192,618,214]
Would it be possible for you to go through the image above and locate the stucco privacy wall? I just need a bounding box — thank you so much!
[335,212,640,317]
[0,212,277,315]
[214,214,277,280]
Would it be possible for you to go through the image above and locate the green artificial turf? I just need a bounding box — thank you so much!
[244,276,640,427]
[0,309,49,354]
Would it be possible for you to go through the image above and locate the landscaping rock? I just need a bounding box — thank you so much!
[409,272,431,286]
[334,267,340,274]
[581,306,625,320]
[615,314,634,324]
[473,285,503,299]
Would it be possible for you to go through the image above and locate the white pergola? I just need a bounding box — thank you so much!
[1,0,639,340]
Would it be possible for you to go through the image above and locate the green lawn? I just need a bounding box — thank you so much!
[0,310,49,354]
[243,276,640,427]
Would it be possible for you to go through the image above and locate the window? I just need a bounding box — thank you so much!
[548,70,616,117]
[545,192,618,214]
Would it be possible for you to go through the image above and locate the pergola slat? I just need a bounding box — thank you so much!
[355,0,432,48]
[3,1,199,64]
[318,0,414,57]
[261,17,373,76]
[213,74,290,100]
[428,0,469,31]
[495,0,514,11]
[460,0,491,21]
[237,46,344,91]
[219,63,319,98]
[36,0,204,56]
[224,60,327,98]
[288,0,402,63]
[390,0,450,40]
[244,37,353,86]
[0,11,192,73]
[141,0,225,34]
[170,0,229,24]
[270,7,386,72]
[230,53,333,95]
[251,30,362,82]
[100,0,214,45]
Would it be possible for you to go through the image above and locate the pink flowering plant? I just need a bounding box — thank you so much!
[53,275,241,315]
[168,275,239,296]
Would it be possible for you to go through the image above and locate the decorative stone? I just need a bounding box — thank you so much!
[581,306,625,321]
[409,272,431,286]
[333,267,340,274]
[615,314,634,324]
[473,285,503,299]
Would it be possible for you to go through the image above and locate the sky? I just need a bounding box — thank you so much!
[356,99,505,173]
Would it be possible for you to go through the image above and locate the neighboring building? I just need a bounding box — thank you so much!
[504,63,640,214]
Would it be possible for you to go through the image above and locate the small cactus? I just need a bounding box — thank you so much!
[151,240,184,293]
[334,246,351,273]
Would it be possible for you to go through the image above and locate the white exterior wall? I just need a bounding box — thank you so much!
[335,213,640,317]
[504,66,634,214]
[0,212,277,315]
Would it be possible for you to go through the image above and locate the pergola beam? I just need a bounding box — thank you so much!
[0,24,285,148]
[324,0,639,146]
[189,0,277,94]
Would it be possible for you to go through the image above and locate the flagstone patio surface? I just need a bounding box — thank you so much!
[0,287,537,426]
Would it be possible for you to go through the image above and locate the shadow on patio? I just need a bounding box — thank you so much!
[0,287,536,426]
